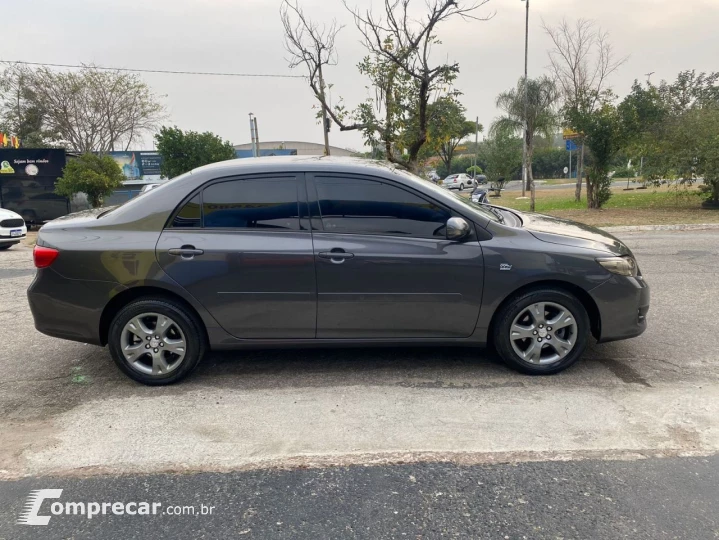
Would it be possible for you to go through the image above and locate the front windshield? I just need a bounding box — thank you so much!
[394,168,501,222]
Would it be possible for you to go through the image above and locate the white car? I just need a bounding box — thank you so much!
[442,173,475,190]
[0,208,27,250]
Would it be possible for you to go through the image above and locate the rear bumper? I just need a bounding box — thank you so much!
[590,275,650,343]
[27,268,120,345]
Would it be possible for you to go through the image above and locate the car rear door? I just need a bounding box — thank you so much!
[307,173,484,339]
[156,173,316,339]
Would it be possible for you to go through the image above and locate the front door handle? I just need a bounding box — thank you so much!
[318,248,354,264]
[168,245,204,259]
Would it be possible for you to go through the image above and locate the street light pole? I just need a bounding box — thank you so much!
[521,0,529,198]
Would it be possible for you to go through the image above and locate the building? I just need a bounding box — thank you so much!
[234,140,355,157]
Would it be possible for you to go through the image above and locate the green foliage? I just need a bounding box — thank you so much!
[466,165,483,176]
[436,155,478,178]
[55,153,124,208]
[155,126,236,178]
[618,70,719,203]
[532,147,569,179]
[568,102,629,208]
[479,131,523,193]
[612,166,636,179]
[423,97,477,172]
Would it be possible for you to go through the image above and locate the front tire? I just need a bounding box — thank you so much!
[0,245,11,251]
[459,183,465,190]
[493,288,590,375]
[108,297,206,385]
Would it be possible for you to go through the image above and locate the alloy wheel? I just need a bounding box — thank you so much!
[120,312,187,375]
[509,302,578,365]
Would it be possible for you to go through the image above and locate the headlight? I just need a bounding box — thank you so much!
[596,256,638,277]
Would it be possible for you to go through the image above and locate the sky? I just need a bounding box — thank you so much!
[4,0,719,152]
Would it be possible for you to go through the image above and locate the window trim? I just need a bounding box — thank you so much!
[166,173,308,233]
[307,172,459,240]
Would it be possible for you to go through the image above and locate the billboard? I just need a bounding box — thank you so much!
[107,151,163,179]
[235,148,298,159]
[0,148,66,179]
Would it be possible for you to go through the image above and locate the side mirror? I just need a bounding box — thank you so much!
[446,217,470,241]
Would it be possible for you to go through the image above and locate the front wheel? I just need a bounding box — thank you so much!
[0,244,11,251]
[108,297,206,385]
[459,183,464,190]
[493,288,590,375]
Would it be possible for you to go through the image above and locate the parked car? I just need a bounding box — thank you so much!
[27,157,649,385]
[470,187,489,204]
[0,208,27,250]
[442,173,474,190]
[474,174,488,184]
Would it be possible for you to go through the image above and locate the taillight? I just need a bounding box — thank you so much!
[453,179,457,183]
[33,245,59,268]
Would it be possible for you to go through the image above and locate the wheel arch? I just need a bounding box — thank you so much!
[487,279,601,345]
[99,286,208,346]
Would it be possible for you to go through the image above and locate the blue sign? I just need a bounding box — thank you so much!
[565,140,578,151]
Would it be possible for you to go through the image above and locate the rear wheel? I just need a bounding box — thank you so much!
[459,183,465,190]
[493,288,590,375]
[108,297,206,385]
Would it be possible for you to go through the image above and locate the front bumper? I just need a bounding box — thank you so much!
[590,274,650,343]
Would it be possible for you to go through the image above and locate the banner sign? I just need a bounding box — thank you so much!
[107,151,163,179]
[0,149,66,178]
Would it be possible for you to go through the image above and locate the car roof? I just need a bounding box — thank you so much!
[192,155,400,177]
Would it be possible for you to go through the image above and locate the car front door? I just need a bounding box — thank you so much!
[308,173,484,339]
[156,173,316,339]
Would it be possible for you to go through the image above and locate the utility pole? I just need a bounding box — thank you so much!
[472,116,479,180]
[521,0,530,198]
[253,116,260,157]
[318,63,331,156]
[248,113,257,157]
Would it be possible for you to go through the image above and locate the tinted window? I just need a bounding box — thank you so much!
[315,176,450,238]
[203,178,299,230]
[171,194,201,228]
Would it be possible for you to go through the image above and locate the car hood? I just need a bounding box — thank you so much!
[0,208,22,220]
[521,212,631,256]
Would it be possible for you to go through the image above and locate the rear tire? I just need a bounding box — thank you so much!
[108,297,206,385]
[493,287,590,375]
[460,183,465,190]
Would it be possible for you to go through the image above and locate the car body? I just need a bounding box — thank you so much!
[0,208,27,250]
[442,173,474,190]
[27,156,649,384]
[474,174,488,184]
[470,187,489,204]
[140,183,162,194]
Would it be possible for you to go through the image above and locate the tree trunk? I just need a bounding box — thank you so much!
[574,141,584,202]
[528,146,536,212]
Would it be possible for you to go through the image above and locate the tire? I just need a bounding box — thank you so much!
[493,287,590,375]
[108,297,207,385]
[0,244,11,251]
[460,183,464,190]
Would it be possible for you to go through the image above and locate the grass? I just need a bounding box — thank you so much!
[479,185,719,227]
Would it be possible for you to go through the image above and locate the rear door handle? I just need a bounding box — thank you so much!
[318,249,354,264]
[168,246,204,259]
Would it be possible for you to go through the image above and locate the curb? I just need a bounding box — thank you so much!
[601,223,719,233]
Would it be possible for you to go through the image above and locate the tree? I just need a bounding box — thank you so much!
[281,0,343,155]
[282,0,491,173]
[491,76,559,210]
[568,101,628,208]
[0,65,56,147]
[480,131,523,195]
[55,153,125,208]
[544,18,626,201]
[425,97,477,174]
[25,66,165,152]
[155,126,237,178]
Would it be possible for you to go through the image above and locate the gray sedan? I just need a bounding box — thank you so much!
[28,157,649,385]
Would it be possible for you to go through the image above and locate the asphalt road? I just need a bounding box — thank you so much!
[2,456,718,539]
[0,229,718,537]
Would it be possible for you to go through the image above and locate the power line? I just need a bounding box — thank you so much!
[0,60,306,79]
